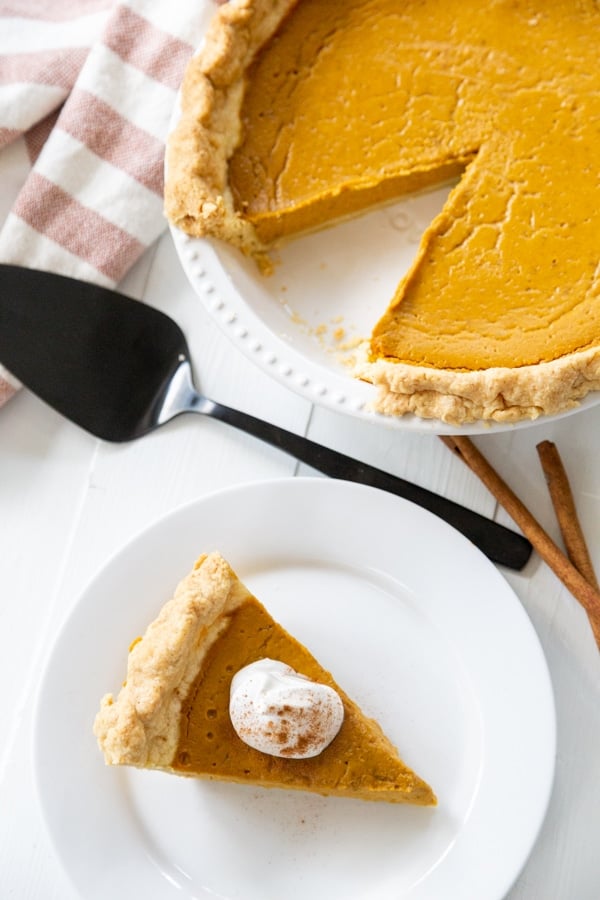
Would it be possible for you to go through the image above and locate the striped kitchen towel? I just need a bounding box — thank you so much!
[0,0,219,408]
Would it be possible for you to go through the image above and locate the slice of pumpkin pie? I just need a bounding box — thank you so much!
[94,551,436,806]
[165,0,600,425]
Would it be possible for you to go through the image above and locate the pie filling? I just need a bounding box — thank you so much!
[164,0,600,422]
[173,597,430,799]
[228,0,600,372]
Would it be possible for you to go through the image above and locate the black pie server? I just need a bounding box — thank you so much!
[0,263,532,570]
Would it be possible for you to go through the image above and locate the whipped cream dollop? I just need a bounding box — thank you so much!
[229,658,344,759]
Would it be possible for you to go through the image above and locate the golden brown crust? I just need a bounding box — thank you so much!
[164,0,297,265]
[93,552,250,768]
[356,345,600,425]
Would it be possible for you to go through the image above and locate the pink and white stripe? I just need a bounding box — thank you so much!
[0,1,112,147]
[0,0,217,408]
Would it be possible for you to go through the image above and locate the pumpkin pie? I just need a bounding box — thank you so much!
[94,551,436,805]
[165,0,600,425]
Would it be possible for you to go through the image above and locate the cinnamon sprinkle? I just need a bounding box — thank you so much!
[237,698,338,758]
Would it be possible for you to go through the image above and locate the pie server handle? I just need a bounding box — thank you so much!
[208,400,533,570]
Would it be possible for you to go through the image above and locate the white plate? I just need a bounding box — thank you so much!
[34,478,555,900]
[171,193,600,435]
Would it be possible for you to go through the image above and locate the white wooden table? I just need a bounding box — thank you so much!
[1,137,599,899]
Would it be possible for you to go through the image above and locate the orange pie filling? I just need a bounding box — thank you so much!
[173,596,431,800]
[165,0,600,422]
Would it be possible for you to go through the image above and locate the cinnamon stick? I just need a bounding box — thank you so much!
[536,440,599,590]
[440,434,600,649]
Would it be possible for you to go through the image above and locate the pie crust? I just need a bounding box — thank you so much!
[164,0,600,425]
[94,551,436,805]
